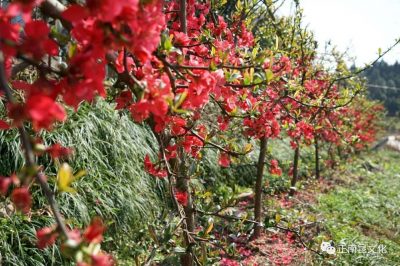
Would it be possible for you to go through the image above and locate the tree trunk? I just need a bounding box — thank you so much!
[179,0,187,34]
[315,136,320,179]
[252,137,268,239]
[179,177,194,266]
[176,147,194,266]
[337,145,343,160]
[289,145,300,196]
[177,1,193,265]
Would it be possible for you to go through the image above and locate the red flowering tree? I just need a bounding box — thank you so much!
[0,0,388,265]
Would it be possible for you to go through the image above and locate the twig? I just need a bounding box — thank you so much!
[0,51,69,237]
[189,129,251,157]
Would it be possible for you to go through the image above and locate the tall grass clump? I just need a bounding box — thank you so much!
[0,99,166,265]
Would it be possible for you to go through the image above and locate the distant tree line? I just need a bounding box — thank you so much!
[363,61,400,116]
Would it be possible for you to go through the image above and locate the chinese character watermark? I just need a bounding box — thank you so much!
[320,241,387,256]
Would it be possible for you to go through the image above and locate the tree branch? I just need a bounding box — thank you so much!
[0,51,69,237]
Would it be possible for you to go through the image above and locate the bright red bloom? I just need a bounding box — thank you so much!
[217,116,229,131]
[0,7,22,57]
[0,120,10,130]
[287,121,314,144]
[46,143,73,159]
[218,152,230,168]
[115,91,133,110]
[128,74,172,127]
[36,226,59,249]
[170,117,187,136]
[220,258,240,266]
[175,190,188,206]
[183,71,218,109]
[114,51,134,74]
[0,176,12,195]
[83,217,105,244]
[173,32,191,46]
[12,0,44,21]
[11,187,32,214]
[182,135,204,158]
[144,155,167,178]
[269,159,282,176]
[21,21,58,59]
[26,94,66,131]
[91,253,115,266]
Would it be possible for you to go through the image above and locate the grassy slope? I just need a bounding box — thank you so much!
[315,149,400,265]
[238,144,400,266]
[0,100,166,265]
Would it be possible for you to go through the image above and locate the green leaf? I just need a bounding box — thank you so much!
[174,246,186,254]
[265,69,274,82]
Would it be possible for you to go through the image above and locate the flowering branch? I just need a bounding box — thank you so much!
[0,51,69,238]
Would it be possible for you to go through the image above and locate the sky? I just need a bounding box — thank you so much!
[278,0,400,66]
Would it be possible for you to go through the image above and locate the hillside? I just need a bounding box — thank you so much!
[364,61,400,116]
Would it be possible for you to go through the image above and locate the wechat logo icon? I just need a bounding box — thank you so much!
[321,241,336,255]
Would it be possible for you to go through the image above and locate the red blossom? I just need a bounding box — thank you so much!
[11,187,32,214]
[91,253,115,266]
[144,155,167,178]
[46,143,73,159]
[0,119,10,130]
[269,159,282,176]
[175,190,188,206]
[83,217,105,244]
[217,116,229,131]
[36,226,59,249]
[170,117,187,136]
[26,94,67,131]
[173,31,191,46]
[0,176,12,195]
[220,258,240,266]
[182,135,204,158]
[115,91,133,110]
[114,51,134,74]
[21,21,58,59]
[218,152,230,167]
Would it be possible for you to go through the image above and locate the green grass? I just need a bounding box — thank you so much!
[315,150,400,265]
[0,99,167,265]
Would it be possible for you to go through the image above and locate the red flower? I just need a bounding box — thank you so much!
[144,155,167,178]
[217,116,229,131]
[26,94,66,131]
[114,51,134,74]
[46,143,73,159]
[36,226,59,249]
[0,119,10,130]
[170,117,187,136]
[175,190,188,206]
[115,91,133,110]
[269,159,282,176]
[182,135,204,158]
[220,258,240,266]
[218,152,230,168]
[21,21,58,59]
[61,4,89,25]
[0,176,12,196]
[83,217,105,244]
[11,187,32,214]
[173,32,191,46]
[91,253,115,266]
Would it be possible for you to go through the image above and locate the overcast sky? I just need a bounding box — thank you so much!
[278,0,400,66]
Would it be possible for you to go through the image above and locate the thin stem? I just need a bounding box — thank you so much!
[252,137,268,239]
[0,51,69,237]
[179,0,187,34]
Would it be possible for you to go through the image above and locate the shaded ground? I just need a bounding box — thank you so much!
[226,149,400,265]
